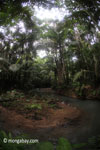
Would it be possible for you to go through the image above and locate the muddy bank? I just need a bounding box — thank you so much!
[56,87,100,100]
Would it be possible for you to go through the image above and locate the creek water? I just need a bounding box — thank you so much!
[32,93,100,144]
[59,96,100,143]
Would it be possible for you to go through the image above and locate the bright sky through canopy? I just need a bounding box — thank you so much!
[34,6,67,21]
[34,6,67,58]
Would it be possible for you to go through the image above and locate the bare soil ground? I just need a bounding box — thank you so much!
[0,89,84,140]
[0,102,81,135]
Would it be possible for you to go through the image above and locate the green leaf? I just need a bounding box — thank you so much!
[8,132,12,139]
[73,143,87,148]
[0,130,8,139]
[56,137,72,150]
[36,142,54,150]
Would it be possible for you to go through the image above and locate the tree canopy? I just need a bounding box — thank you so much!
[0,0,100,97]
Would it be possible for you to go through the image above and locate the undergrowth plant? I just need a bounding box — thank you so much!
[0,130,25,150]
[0,130,100,150]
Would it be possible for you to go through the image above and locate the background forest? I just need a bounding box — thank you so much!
[0,0,100,96]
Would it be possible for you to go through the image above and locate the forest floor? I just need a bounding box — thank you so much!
[0,89,82,138]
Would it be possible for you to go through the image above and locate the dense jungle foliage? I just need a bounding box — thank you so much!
[0,0,100,96]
